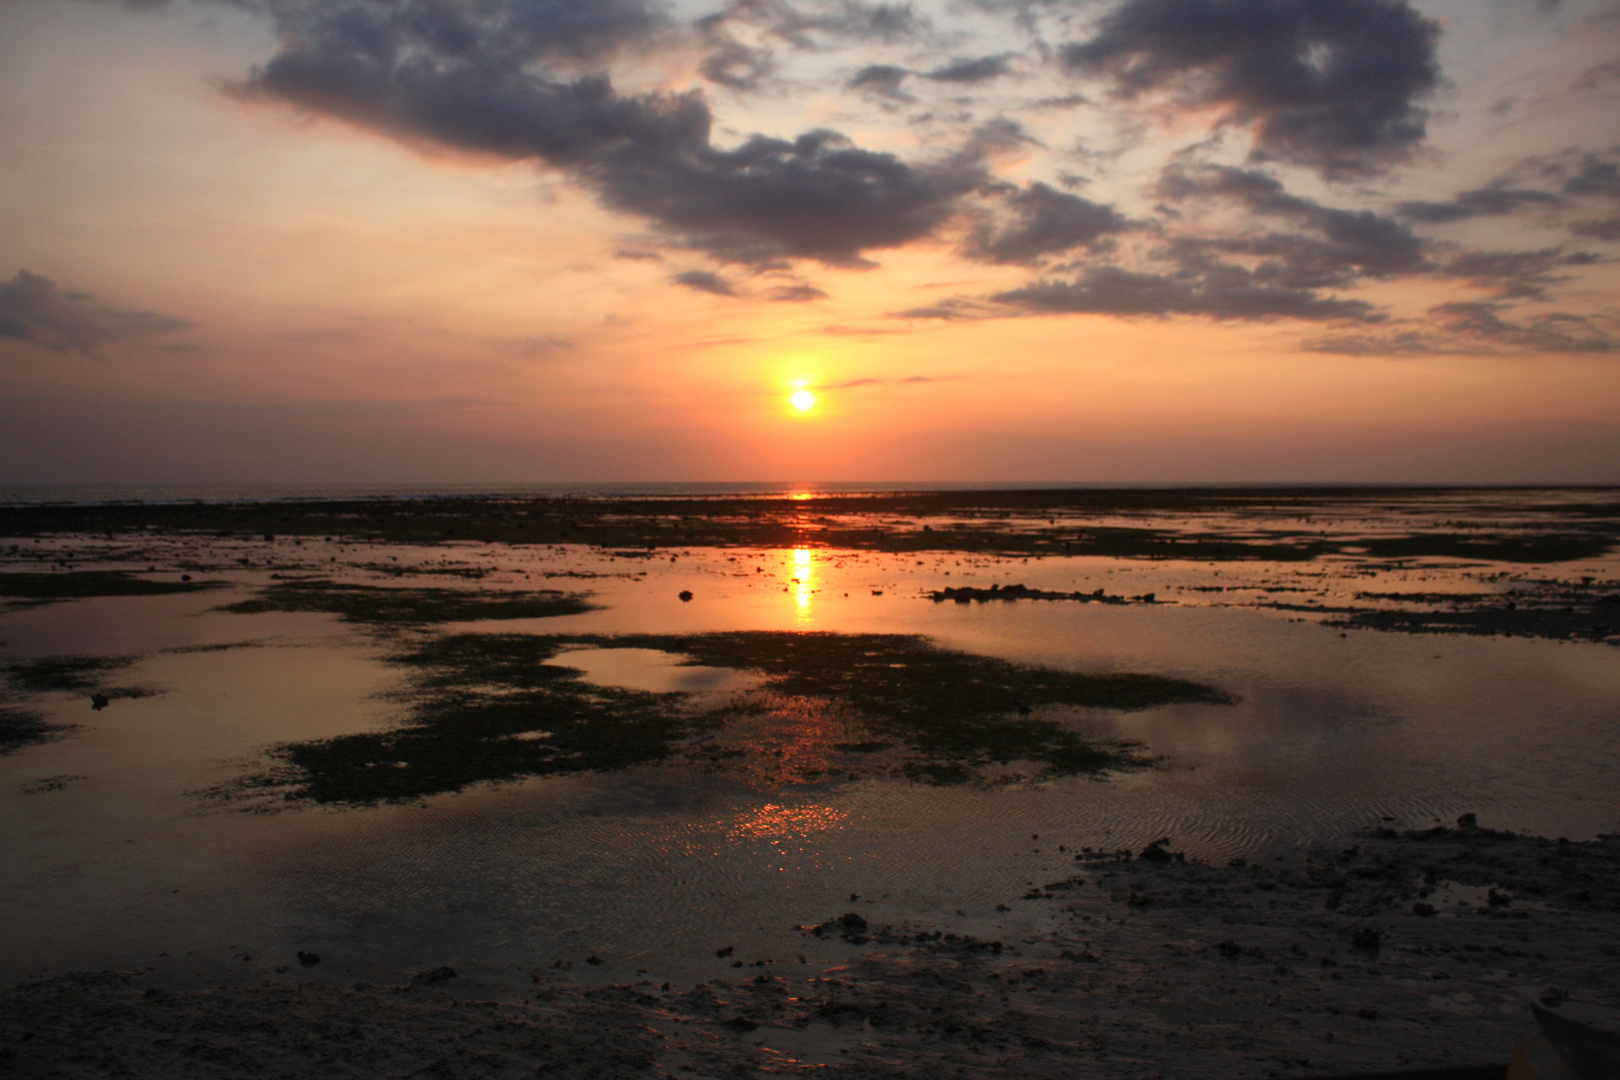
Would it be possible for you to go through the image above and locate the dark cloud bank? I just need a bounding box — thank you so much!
[99,0,1614,356]
[230,0,984,268]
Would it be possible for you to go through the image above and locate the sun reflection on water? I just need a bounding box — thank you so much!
[725,802,849,842]
[789,546,816,623]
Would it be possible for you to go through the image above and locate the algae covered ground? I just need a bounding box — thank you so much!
[213,629,1231,806]
[219,579,596,625]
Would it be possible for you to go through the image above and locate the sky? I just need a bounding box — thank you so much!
[1,0,1617,484]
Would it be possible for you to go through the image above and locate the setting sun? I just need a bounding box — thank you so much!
[790,389,816,411]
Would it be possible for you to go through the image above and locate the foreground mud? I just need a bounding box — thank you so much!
[5,824,1615,1079]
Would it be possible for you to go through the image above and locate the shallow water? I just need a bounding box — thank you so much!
[2,512,1617,997]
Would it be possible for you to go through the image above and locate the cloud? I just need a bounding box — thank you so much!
[1307,302,1618,355]
[848,63,913,99]
[964,181,1131,264]
[1061,0,1443,177]
[765,282,829,301]
[1427,301,1616,353]
[816,374,943,388]
[1560,152,1620,199]
[992,264,1380,321]
[1572,217,1620,241]
[699,37,777,90]
[1398,187,1566,223]
[1437,247,1588,301]
[1157,164,1429,283]
[672,269,739,296]
[737,0,930,48]
[509,334,573,354]
[233,0,984,267]
[0,269,192,355]
[923,55,1016,84]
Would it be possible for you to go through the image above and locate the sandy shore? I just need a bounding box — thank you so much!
[5,822,1616,1078]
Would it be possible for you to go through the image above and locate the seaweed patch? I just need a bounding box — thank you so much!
[210,630,1234,807]
[220,580,596,626]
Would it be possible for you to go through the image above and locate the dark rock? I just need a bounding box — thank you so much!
[1457,812,1479,828]
[296,951,320,968]
[90,694,109,711]
[835,912,868,934]
[678,590,693,602]
[1350,927,1381,952]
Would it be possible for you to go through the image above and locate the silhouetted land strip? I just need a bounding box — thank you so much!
[3,487,1614,562]
[208,630,1231,806]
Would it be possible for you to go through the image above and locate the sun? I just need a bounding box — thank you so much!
[790,389,816,411]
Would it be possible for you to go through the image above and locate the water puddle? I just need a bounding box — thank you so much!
[547,647,758,696]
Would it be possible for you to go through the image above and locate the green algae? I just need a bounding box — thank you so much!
[220,580,596,625]
[214,630,1234,807]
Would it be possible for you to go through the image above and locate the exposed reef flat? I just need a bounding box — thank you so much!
[2,487,1614,562]
[4,824,1614,1078]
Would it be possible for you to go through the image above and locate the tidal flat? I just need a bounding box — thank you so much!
[0,487,1616,1077]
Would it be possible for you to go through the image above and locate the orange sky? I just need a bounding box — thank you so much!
[1,0,1617,483]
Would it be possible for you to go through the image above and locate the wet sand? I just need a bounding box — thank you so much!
[4,823,1615,1078]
